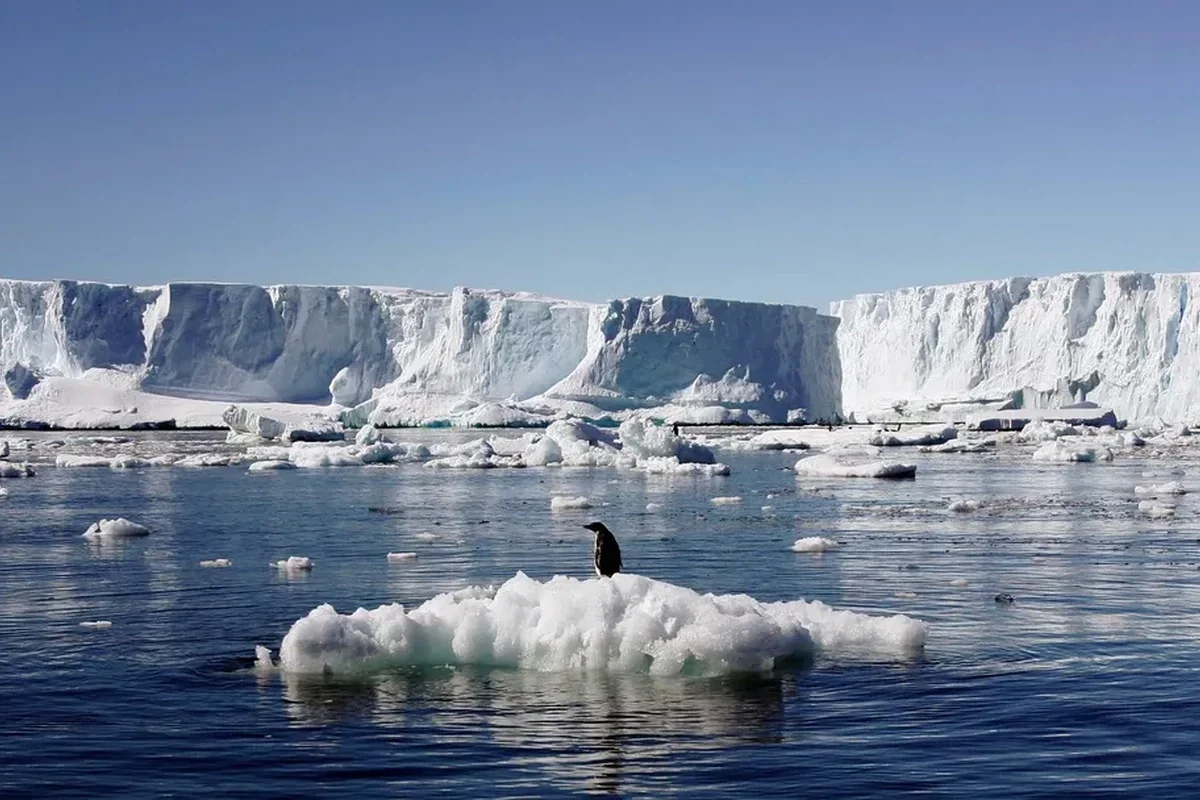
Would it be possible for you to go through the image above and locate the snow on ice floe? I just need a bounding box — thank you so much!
[794,446,917,479]
[273,571,927,676]
[200,558,232,568]
[868,424,957,447]
[387,552,418,562]
[273,556,314,572]
[1134,481,1187,496]
[0,462,35,478]
[1031,440,1114,463]
[550,495,593,511]
[82,518,150,540]
[791,537,839,553]
[918,438,995,454]
[248,459,296,472]
[710,496,743,505]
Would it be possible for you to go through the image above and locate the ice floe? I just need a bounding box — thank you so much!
[868,424,957,447]
[387,552,419,562]
[273,571,927,676]
[83,518,150,540]
[1134,481,1187,496]
[794,446,917,479]
[273,556,315,572]
[200,558,232,568]
[550,495,593,511]
[1031,441,1114,463]
[79,621,113,630]
[790,537,839,553]
[0,462,35,478]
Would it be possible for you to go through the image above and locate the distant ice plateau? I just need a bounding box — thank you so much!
[1,271,1197,430]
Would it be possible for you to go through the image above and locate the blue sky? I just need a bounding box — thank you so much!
[2,1,1197,308]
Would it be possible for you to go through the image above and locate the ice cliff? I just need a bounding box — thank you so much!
[0,280,841,425]
[833,272,1200,423]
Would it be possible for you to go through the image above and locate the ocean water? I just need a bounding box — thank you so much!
[2,431,1200,797]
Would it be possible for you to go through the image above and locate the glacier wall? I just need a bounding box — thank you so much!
[0,280,842,422]
[833,272,1200,423]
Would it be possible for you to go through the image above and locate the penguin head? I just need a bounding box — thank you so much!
[583,522,610,536]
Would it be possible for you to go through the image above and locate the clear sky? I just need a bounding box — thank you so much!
[2,1,1197,309]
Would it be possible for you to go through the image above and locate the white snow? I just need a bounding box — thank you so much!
[275,571,927,676]
[56,454,113,468]
[1031,440,1115,463]
[273,556,314,571]
[868,424,957,447]
[248,459,296,472]
[1134,481,1187,496]
[791,536,839,553]
[82,518,150,540]
[794,447,917,479]
[0,462,35,478]
[550,495,593,511]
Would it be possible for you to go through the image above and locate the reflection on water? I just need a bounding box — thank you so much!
[275,665,788,794]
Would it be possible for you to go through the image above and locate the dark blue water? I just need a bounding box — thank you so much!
[2,432,1199,797]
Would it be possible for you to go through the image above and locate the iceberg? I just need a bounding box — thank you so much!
[834,272,1200,425]
[0,280,841,427]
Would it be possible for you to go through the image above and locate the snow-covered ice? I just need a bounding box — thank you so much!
[1134,482,1187,496]
[1031,441,1115,463]
[200,558,232,568]
[387,552,419,562]
[794,447,917,479]
[273,556,314,571]
[710,496,743,505]
[550,495,593,511]
[79,621,113,630]
[791,537,839,553]
[82,518,150,540]
[275,571,927,676]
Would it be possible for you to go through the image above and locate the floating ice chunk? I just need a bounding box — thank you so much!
[894,591,917,600]
[0,462,35,478]
[177,453,237,468]
[225,430,267,445]
[273,556,314,571]
[79,620,112,630]
[919,438,995,454]
[110,456,151,469]
[740,430,812,451]
[1018,420,1080,442]
[200,558,232,568]
[414,533,440,541]
[869,424,957,447]
[387,552,418,562]
[0,487,7,498]
[354,424,387,446]
[56,454,113,468]
[619,419,716,464]
[254,645,275,671]
[710,496,742,505]
[289,446,362,469]
[83,518,150,540]
[947,499,981,513]
[791,536,839,553]
[223,405,286,440]
[245,445,292,461]
[276,571,927,676]
[147,454,181,467]
[1031,441,1114,463]
[795,451,917,479]
[1134,481,1187,496]
[551,495,593,511]
[523,435,564,466]
[1138,500,1176,518]
[638,456,730,476]
[283,421,345,443]
[761,505,774,512]
[248,459,296,472]
[645,502,663,513]
[949,578,969,587]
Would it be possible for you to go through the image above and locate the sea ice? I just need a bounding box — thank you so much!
[275,571,927,676]
[710,496,742,505]
[79,621,113,630]
[56,454,113,468]
[1031,441,1114,463]
[947,499,981,513]
[273,556,314,571]
[1134,482,1187,496]
[645,502,663,513]
[248,459,296,472]
[550,495,593,511]
[1138,500,1176,518]
[869,424,957,447]
[0,462,35,478]
[794,448,917,479]
[791,537,839,553]
[387,552,418,561]
[83,518,150,540]
[200,558,232,568]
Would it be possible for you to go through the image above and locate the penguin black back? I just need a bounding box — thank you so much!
[584,521,622,577]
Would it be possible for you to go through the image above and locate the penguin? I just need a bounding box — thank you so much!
[584,521,622,577]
